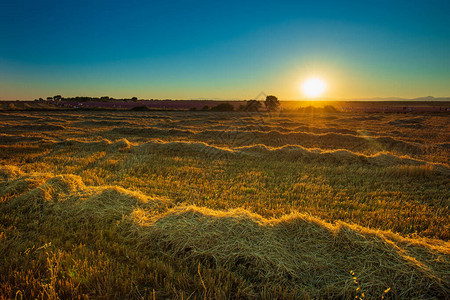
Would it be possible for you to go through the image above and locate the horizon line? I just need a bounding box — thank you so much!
[1,96,450,102]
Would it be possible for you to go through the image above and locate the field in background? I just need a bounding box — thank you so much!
[0,109,449,299]
[1,99,449,112]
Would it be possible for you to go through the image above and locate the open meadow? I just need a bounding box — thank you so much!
[0,109,449,299]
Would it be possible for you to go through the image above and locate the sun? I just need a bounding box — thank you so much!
[301,77,326,98]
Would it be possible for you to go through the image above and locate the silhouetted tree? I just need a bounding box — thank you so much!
[53,95,62,101]
[131,106,150,111]
[131,97,138,101]
[211,103,234,111]
[243,100,262,112]
[264,95,280,111]
[201,105,210,111]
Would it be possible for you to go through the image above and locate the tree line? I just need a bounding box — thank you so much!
[191,95,280,112]
[40,95,142,102]
[38,95,281,112]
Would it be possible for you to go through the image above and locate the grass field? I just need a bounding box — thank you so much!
[0,109,449,299]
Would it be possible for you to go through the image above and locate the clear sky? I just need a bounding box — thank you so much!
[1,0,449,100]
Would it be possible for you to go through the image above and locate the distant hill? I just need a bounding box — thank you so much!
[346,96,450,102]
[411,96,450,101]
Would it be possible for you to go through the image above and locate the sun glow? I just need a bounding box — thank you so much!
[301,77,326,98]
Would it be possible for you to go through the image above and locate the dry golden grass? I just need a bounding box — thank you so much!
[1,167,449,299]
[0,110,449,298]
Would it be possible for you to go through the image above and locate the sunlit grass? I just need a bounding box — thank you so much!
[0,110,448,298]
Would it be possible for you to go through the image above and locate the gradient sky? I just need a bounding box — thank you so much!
[1,0,449,100]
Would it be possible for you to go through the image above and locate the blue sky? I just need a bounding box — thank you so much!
[1,0,449,100]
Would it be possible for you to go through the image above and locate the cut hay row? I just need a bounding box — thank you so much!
[2,133,444,171]
[0,124,66,132]
[72,120,135,127]
[96,138,447,172]
[2,111,447,153]
[180,123,361,136]
[30,137,447,173]
[0,166,449,299]
[105,126,425,155]
[196,129,426,154]
[234,144,449,170]
[143,206,450,298]
[0,133,56,144]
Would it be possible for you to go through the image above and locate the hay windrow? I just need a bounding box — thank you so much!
[92,138,448,170]
[75,186,172,225]
[194,129,423,154]
[72,120,133,127]
[1,168,449,298]
[131,206,450,298]
[110,138,133,150]
[0,168,173,232]
[100,123,425,155]
[54,138,134,153]
[0,165,22,180]
[0,124,66,132]
[107,126,194,137]
[135,140,235,158]
[58,139,113,148]
[0,170,52,198]
[0,110,448,299]
[0,134,55,145]
[129,140,448,171]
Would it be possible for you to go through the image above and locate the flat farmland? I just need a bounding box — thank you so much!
[0,109,449,299]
